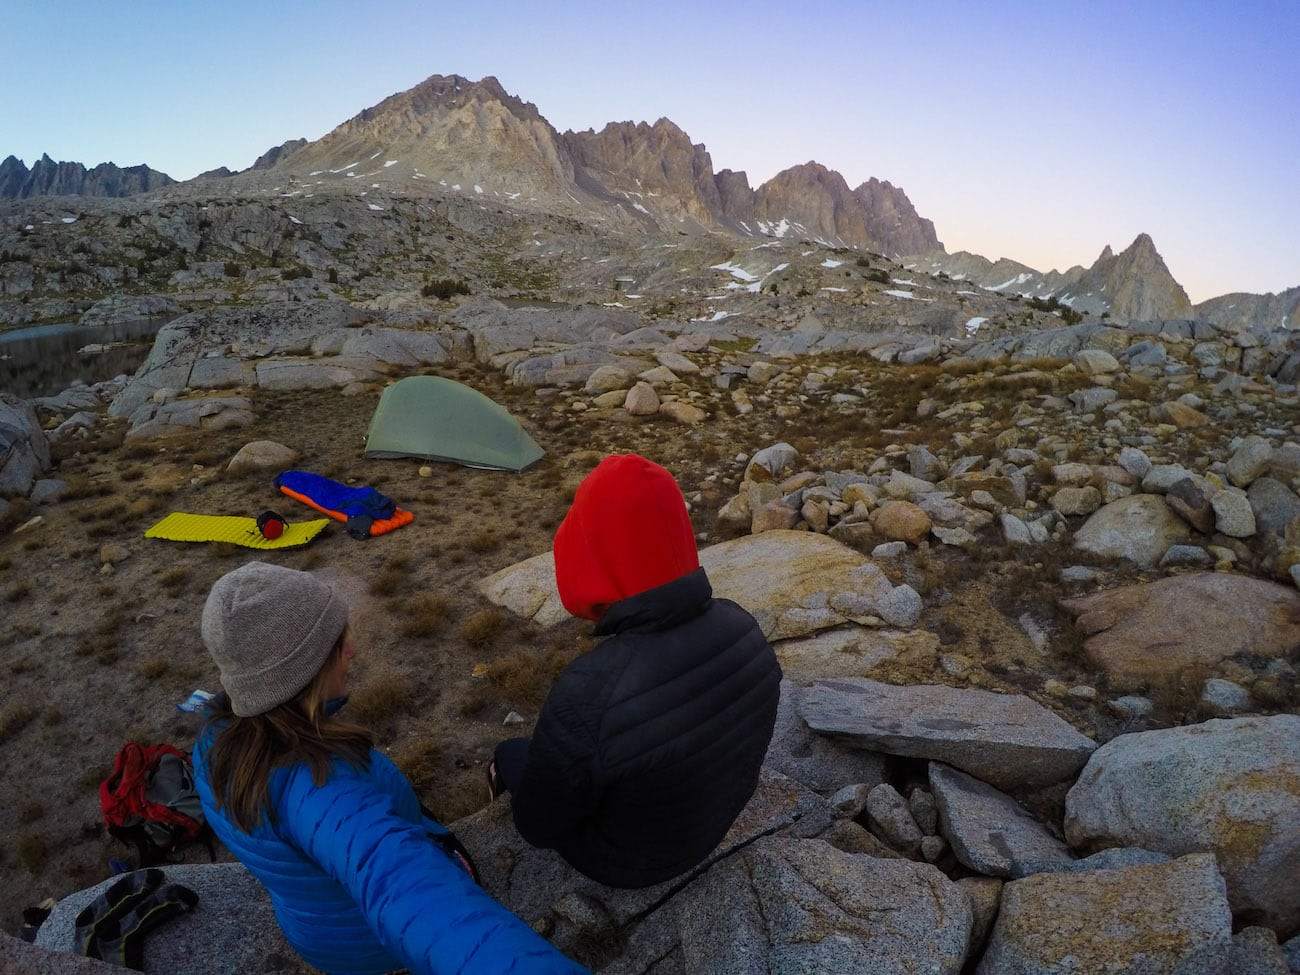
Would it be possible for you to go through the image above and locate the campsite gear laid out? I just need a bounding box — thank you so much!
[275,469,413,538]
[74,868,199,969]
[255,509,287,539]
[364,374,545,472]
[100,743,215,868]
[144,511,330,549]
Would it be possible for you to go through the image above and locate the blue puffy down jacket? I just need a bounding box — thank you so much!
[193,731,587,975]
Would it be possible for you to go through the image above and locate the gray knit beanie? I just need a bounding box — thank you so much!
[201,561,349,716]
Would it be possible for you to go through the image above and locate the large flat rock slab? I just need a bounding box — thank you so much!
[1060,573,1300,688]
[799,678,1097,790]
[34,862,313,975]
[477,531,921,641]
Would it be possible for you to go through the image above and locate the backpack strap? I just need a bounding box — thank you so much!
[88,882,199,969]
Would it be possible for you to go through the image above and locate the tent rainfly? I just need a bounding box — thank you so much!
[364,375,544,472]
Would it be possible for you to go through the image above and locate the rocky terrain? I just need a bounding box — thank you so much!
[2,71,1299,973]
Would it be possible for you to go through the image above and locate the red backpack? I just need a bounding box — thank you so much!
[100,743,211,865]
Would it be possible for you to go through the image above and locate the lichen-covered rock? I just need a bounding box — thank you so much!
[679,837,972,975]
[975,853,1232,975]
[1065,715,1300,937]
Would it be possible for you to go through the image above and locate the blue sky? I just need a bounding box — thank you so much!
[3,0,1296,304]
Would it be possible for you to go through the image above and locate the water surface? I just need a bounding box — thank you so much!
[0,318,168,400]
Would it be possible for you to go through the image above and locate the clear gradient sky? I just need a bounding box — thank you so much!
[3,1,1296,304]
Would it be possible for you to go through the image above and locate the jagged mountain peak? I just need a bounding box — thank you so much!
[0,153,174,198]
[248,72,573,198]
[1072,233,1191,320]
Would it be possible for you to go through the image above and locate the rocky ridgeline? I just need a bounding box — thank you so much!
[4,295,1300,973]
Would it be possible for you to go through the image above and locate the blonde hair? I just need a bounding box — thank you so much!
[203,631,373,832]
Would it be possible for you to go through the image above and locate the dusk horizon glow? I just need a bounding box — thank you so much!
[3,0,1296,305]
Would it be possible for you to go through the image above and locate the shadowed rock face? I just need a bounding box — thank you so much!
[0,154,174,199]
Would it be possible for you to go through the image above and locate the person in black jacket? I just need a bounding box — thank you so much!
[490,453,782,888]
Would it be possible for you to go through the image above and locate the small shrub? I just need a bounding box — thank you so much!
[159,566,190,594]
[347,676,413,725]
[400,594,453,638]
[390,739,442,795]
[369,563,407,597]
[16,834,46,873]
[74,768,105,793]
[421,277,471,300]
[95,646,121,666]
[467,530,500,555]
[18,802,44,824]
[457,686,494,718]
[484,647,571,709]
[0,705,39,744]
[457,608,509,650]
[139,657,170,679]
[223,261,242,277]
[6,581,31,603]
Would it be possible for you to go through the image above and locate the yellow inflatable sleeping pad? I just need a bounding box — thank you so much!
[145,513,330,549]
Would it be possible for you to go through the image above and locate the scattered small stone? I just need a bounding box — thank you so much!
[1061,565,1099,582]
[1108,695,1154,719]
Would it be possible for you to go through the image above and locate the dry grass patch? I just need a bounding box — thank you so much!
[347,675,414,726]
[0,705,39,745]
[158,566,190,594]
[399,594,454,638]
[63,474,114,500]
[139,657,170,680]
[484,644,580,710]
[16,834,46,873]
[1151,665,1216,725]
[457,607,510,650]
[370,554,413,596]
[467,530,500,555]
[18,802,44,825]
[390,738,443,795]
[73,768,106,794]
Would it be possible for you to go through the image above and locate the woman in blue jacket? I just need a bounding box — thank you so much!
[193,560,586,975]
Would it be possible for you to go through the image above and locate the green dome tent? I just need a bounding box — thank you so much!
[364,375,544,472]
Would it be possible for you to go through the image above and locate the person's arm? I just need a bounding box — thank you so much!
[280,765,588,975]
[510,679,602,848]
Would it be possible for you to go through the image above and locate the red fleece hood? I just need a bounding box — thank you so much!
[553,454,700,620]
